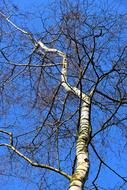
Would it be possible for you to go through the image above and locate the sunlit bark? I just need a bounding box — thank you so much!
[69,100,90,190]
[59,46,91,190]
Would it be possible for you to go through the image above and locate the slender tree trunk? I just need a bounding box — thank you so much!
[69,100,90,190]
[36,41,91,189]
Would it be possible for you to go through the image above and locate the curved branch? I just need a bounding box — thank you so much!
[92,162,102,190]
[0,11,36,44]
[96,90,127,104]
[90,143,127,183]
[38,41,89,103]
[0,143,71,181]
[92,102,122,139]
[0,11,89,103]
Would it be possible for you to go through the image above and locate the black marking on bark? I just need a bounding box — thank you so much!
[84,158,89,162]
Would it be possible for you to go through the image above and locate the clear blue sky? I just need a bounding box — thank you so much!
[0,0,127,189]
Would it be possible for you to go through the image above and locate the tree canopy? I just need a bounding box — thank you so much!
[0,0,127,189]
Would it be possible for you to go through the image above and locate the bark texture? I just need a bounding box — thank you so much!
[37,42,91,190]
[60,49,91,190]
[69,100,90,190]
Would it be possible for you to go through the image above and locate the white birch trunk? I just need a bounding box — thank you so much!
[60,53,91,190]
[68,100,90,190]
[37,42,91,190]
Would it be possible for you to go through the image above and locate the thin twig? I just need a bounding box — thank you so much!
[90,143,127,183]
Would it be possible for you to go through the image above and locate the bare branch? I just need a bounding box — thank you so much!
[0,50,62,68]
[91,143,127,183]
[38,41,90,103]
[0,11,36,44]
[0,143,71,180]
[92,162,102,190]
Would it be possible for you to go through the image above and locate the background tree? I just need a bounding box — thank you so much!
[0,0,127,189]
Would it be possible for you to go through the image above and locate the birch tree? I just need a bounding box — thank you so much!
[0,0,127,189]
